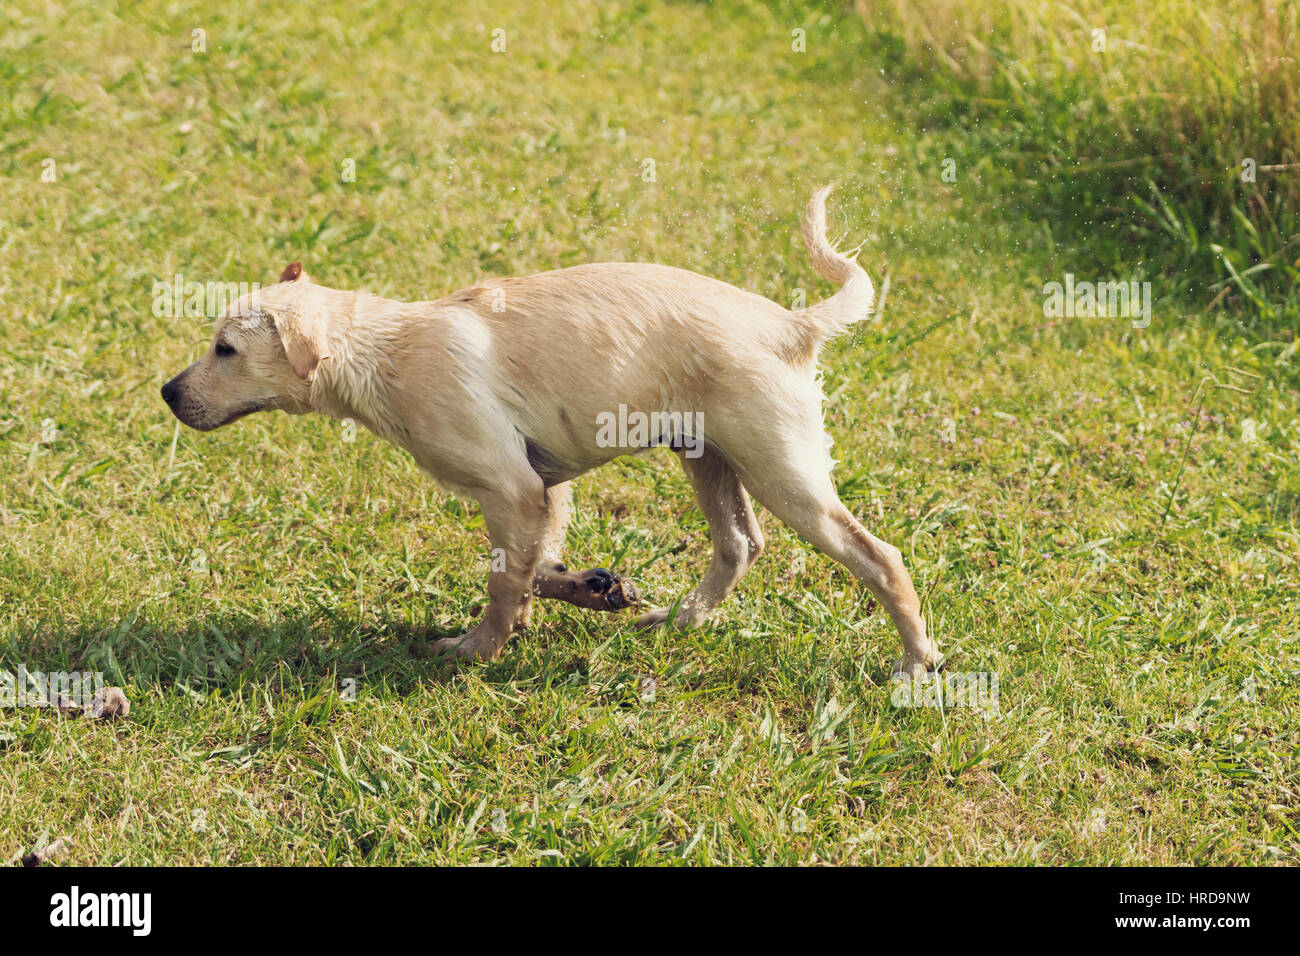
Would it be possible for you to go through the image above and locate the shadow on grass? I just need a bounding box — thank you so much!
[0,599,911,712]
[0,606,612,700]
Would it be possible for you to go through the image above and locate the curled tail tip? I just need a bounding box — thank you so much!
[795,182,874,343]
[806,183,836,218]
[802,183,862,285]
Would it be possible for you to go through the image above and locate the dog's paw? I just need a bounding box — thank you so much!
[633,604,696,631]
[536,566,641,612]
[581,568,640,611]
[431,625,509,662]
[890,648,944,679]
[634,606,671,629]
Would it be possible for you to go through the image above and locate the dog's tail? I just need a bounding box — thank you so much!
[791,184,874,356]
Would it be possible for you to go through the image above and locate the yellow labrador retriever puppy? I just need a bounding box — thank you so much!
[162,187,940,677]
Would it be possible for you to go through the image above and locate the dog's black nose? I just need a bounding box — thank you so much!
[160,378,179,407]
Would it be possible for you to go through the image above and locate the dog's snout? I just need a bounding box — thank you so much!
[161,377,180,407]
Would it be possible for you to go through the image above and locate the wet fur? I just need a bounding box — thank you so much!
[161,186,941,677]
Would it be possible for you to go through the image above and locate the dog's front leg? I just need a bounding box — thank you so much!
[432,477,549,662]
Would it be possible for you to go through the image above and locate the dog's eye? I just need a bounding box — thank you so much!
[215,341,237,357]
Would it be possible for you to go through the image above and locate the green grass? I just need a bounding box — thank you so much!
[853,0,1300,329]
[1,0,1297,865]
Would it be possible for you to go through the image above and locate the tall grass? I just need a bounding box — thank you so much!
[855,0,1299,326]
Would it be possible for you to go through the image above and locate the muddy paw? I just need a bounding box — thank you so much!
[536,566,641,612]
[580,568,640,610]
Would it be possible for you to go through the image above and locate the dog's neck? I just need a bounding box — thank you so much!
[306,290,411,442]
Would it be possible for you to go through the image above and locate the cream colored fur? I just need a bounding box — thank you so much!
[161,186,941,677]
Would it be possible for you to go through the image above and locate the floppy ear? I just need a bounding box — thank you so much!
[272,306,330,380]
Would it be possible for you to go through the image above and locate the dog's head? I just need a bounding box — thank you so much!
[161,262,331,431]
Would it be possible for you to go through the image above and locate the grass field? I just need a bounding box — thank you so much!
[1,0,1297,865]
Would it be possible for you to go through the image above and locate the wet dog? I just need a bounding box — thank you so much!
[162,187,940,676]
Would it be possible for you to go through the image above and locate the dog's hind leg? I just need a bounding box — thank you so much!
[635,445,764,630]
[539,481,574,566]
[530,481,641,612]
[725,435,940,678]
